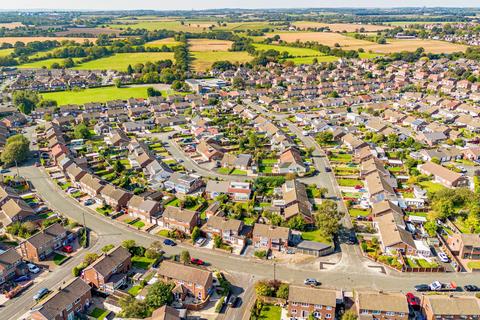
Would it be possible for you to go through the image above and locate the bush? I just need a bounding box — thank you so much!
[215,296,225,313]
[254,249,267,259]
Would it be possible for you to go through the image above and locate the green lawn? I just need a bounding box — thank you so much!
[337,179,363,187]
[0,48,13,57]
[349,208,370,217]
[165,198,180,207]
[131,256,155,270]
[145,38,181,48]
[217,167,233,174]
[258,304,281,320]
[41,86,155,105]
[18,58,82,69]
[53,253,69,265]
[285,55,339,64]
[72,52,174,71]
[231,169,247,176]
[191,51,253,71]
[130,220,145,228]
[128,285,143,296]
[467,261,480,270]
[418,181,446,194]
[301,229,332,245]
[329,153,353,163]
[89,308,110,320]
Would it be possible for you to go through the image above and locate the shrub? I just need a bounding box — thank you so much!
[254,249,267,259]
[215,296,225,313]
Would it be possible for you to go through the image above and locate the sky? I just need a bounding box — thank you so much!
[2,0,479,10]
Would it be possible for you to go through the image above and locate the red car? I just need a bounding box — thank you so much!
[406,292,420,310]
[191,258,204,265]
[62,245,73,253]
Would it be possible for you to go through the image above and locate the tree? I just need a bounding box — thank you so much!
[1,134,30,166]
[120,296,149,318]
[73,122,91,139]
[83,252,99,265]
[276,283,289,299]
[101,244,114,253]
[254,281,275,297]
[121,239,136,251]
[112,160,125,172]
[147,87,162,97]
[180,250,191,264]
[315,200,342,238]
[114,78,122,88]
[213,234,223,248]
[286,214,307,231]
[342,311,358,320]
[145,281,173,310]
[13,90,39,115]
[191,226,201,242]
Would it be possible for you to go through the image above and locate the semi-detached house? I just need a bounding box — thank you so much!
[288,286,336,320]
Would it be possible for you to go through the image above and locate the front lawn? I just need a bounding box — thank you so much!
[89,308,110,320]
[329,153,352,163]
[217,167,233,174]
[467,261,480,270]
[349,208,370,217]
[53,253,69,265]
[258,304,281,320]
[337,179,363,187]
[131,220,145,228]
[301,229,332,245]
[231,169,247,176]
[132,256,155,270]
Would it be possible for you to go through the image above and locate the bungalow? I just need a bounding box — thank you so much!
[157,260,213,302]
[160,206,198,234]
[82,246,131,293]
[342,133,367,151]
[252,223,291,252]
[288,286,336,320]
[418,162,469,188]
[30,277,92,320]
[17,223,68,262]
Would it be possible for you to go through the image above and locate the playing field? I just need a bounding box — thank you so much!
[349,39,468,54]
[0,37,96,45]
[145,38,181,48]
[0,48,13,57]
[17,58,82,69]
[292,21,392,32]
[191,51,253,71]
[253,43,325,57]
[72,52,174,71]
[188,39,233,51]
[41,86,152,105]
[268,32,373,48]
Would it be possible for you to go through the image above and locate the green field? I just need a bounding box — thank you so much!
[41,86,155,105]
[286,56,339,64]
[253,43,325,57]
[192,51,253,71]
[18,58,82,69]
[145,38,181,48]
[0,48,13,57]
[301,229,332,245]
[73,52,174,71]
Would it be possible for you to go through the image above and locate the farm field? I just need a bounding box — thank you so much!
[267,32,373,48]
[55,27,121,36]
[285,55,339,64]
[0,22,24,29]
[144,38,181,48]
[191,51,253,71]
[0,48,13,57]
[0,36,96,45]
[253,43,325,57]
[349,39,468,54]
[41,86,152,105]
[108,20,217,32]
[72,52,174,71]
[17,58,82,69]
[292,21,392,32]
[189,39,233,51]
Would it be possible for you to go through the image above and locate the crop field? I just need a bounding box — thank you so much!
[17,58,82,69]
[55,27,121,36]
[188,39,233,51]
[0,22,24,29]
[0,37,96,45]
[72,52,174,71]
[144,38,181,48]
[285,56,339,64]
[0,48,13,57]
[41,86,152,105]
[268,32,374,47]
[191,51,253,71]
[108,20,217,32]
[292,21,392,32]
[349,39,468,54]
[253,43,325,57]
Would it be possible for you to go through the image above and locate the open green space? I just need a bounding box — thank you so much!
[285,55,339,64]
[18,58,82,69]
[191,51,253,71]
[41,86,170,105]
[128,285,143,296]
[253,43,326,57]
[72,52,174,71]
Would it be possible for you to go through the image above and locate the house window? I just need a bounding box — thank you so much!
[313,312,321,318]
[291,309,297,314]
[315,304,322,309]
[386,312,395,316]
[326,306,332,310]
[372,310,381,315]
[292,302,298,306]
[326,314,332,319]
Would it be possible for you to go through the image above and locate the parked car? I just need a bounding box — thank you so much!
[414,284,430,292]
[304,278,319,286]
[163,239,176,246]
[464,285,480,292]
[62,245,73,253]
[325,167,332,172]
[27,263,40,274]
[14,275,31,282]
[346,234,357,245]
[33,288,49,301]
[438,251,449,263]
[84,199,94,206]
[191,258,204,265]
[194,237,206,247]
[406,292,420,310]
[228,295,239,307]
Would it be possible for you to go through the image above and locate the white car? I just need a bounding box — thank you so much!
[28,263,40,274]
[304,278,319,286]
[438,252,449,263]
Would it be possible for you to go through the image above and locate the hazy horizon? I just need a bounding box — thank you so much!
[2,1,480,11]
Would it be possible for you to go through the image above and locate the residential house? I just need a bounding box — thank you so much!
[164,173,203,195]
[81,246,131,293]
[0,198,35,227]
[127,195,162,223]
[373,212,416,255]
[201,216,247,247]
[418,162,469,188]
[78,173,104,198]
[17,223,68,262]
[421,295,480,320]
[288,286,336,320]
[99,184,133,211]
[356,292,409,320]
[0,249,23,284]
[160,206,198,234]
[275,147,306,174]
[447,233,480,260]
[252,223,291,252]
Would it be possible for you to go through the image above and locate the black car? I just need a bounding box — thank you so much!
[464,285,480,292]
[228,296,240,307]
[414,284,430,292]
[325,167,332,172]
[346,234,357,245]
